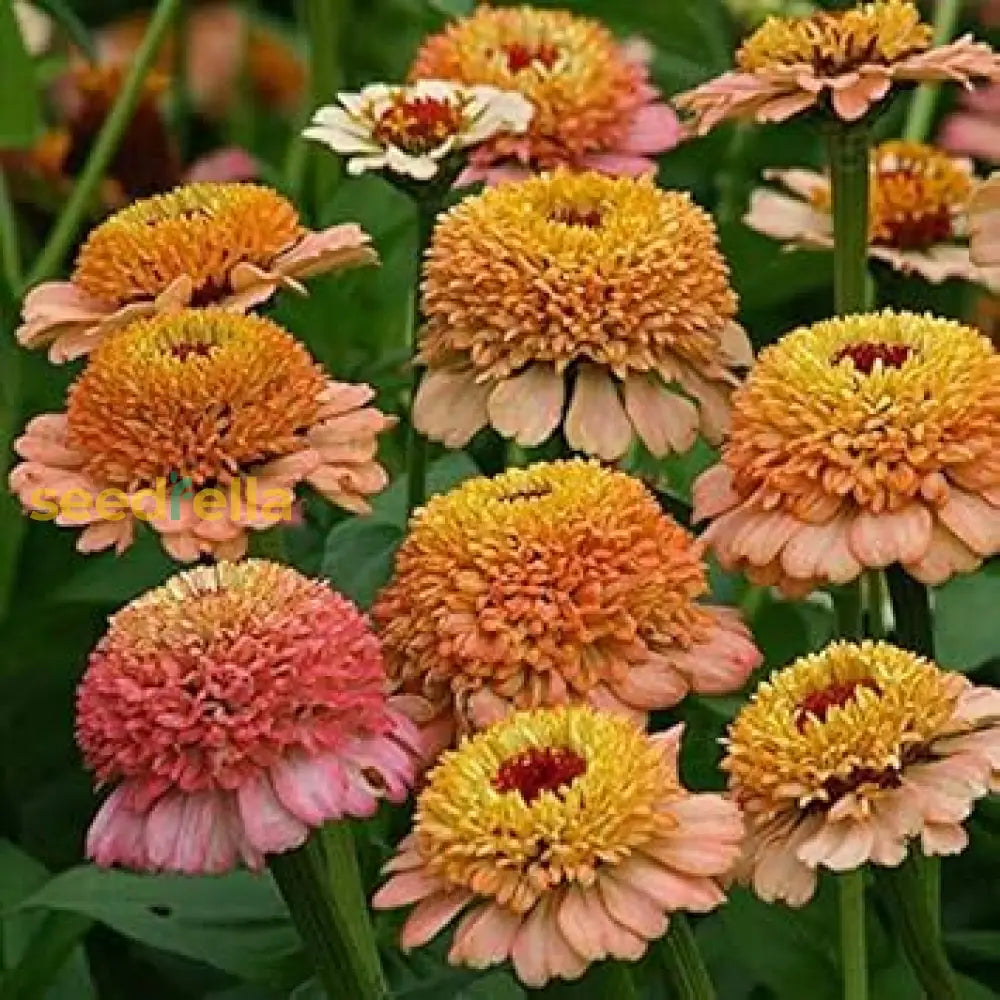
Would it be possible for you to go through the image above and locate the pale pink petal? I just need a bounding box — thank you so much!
[78,518,135,555]
[692,464,740,521]
[781,514,862,584]
[620,102,683,154]
[922,823,969,856]
[564,364,632,461]
[184,147,258,183]
[414,368,491,448]
[646,795,744,875]
[904,521,981,585]
[796,819,875,872]
[401,889,475,950]
[848,505,934,568]
[578,153,656,177]
[937,488,1000,556]
[235,771,309,856]
[486,364,564,447]
[612,654,689,709]
[272,224,378,282]
[87,785,148,869]
[596,871,667,941]
[449,902,522,969]
[557,885,612,962]
[374,869,448,908]
[744,188,831,246]
[623,374,699,457]
[618,854,726,913]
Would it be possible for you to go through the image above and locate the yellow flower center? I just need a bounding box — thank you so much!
[413,706,677,912]
[724,311,1000,515]
[724,641,960,814]
[372,94,467,155]
[73,182,302,306]
[736,0,931,74]
[66,308,326,491]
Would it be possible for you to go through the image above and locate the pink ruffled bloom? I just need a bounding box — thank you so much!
[9,309,395,562]
[693,310,1000,597]
[18,181,376,364]
[77,560,420,873]
[676,0,1000,135]
[374,707,743,988]
[726,642,1000,906]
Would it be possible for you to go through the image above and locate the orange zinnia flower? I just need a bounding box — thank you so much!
[373,461,760,760]
[726,642,1000,906]
[693,310,1000,596]
[414,170,751,461]
[374,706,743,988]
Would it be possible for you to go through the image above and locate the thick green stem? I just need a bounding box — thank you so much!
[269,831,386,1000]
[827,122,871,317]
[885,565,934,659]
[874,854,960,1000]
[657,914,717,1000]
[833,582,864,641]
[903,0,962,142]
[863,571,888,641]
[0,171,21,294]
[25,0,182,287]
[303,0,344,218]
[839,870,868,1000]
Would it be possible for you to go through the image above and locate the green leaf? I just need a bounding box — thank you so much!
[31,0,95,60]
[368,452,481,527]
[18,866,306,990]
[322,520,404,609]
[0,0,43,148]
[934,562,1000,671]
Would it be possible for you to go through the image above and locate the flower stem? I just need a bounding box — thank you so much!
[302,0,344,219]
[903,0,962,143]
[885,565,934,658]
[839,870,868,1000]
[657,914,717,1000]
[269,829,387,1000]
[826,121,871,317]
[0,170,22,295]
[24,0,182,288]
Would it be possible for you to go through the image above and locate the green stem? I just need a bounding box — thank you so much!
[0,171,22,295]
[24,0,182,287]
[657,914,716,1000]
[303,0,344,219]
[826,122,871,317]
[839,870,868,1000]
[874,854,960,1000]
[833,582,864,641]
[269,831,386,1000]
[903,0,962,142]
[863,571,888,640]
[885,565,934,659]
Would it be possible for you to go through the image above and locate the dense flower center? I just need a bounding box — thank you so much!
[66,309,325,490]
[796,678,880,728]
[502,41,561,72]
[736,0,932,74]
[548,204,603,227]
[373,95,466,154]
[494,746,588,802]
[73,182,301,306]
[832,341,913,373]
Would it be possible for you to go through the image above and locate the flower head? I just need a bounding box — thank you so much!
[77,560,419,873]
[10,309,394,561]
[305,80,533,182]
[413,170,751,460]
[17,182,377,363]
[746,141,998,285]
[726,641,1000,905]
[409,5,682,183]
[693,310,1000,596]
[373,460,760,758]
[373,706,742,988]
[676,0,1000,134]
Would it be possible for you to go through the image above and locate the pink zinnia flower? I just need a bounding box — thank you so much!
[77,560,420,874]
[726,642,1000,906]
[374,706,743,988]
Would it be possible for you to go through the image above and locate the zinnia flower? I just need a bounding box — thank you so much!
[675,0,1000,135]
[17,182,376,363]
[373,705,743,988]
[304,80,533,182]
[372,460,761,758]
[9,309,394,561]
[693,310,1000,597]
[78,560,419,873]
[745,140,999,286]
[413,170,751,460]
[408,5,682,183]
[726,641,1000,906]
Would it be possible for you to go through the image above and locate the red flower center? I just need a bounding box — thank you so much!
[373,96,465,156]
[494,746,587,803]
[796,678,880,729]
[832,342,913,374]
[549,207,603,228]
[169,342,216,362]
[503,42,561,72]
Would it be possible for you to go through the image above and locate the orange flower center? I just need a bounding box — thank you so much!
[822,766,902,803]
[548,205,603,227]
[373,96,465,155]
[494,746,587,803]
[832,341,913,373]
[796,678,880,729]
[502,41,561,72]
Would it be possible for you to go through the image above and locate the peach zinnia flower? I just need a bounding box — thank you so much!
[17,182,376,363]
[78,560,419,873]
[408,5,681,183]
[746,140,999,286]
[693,311,1000,596]
[676,0,1000,135]
[373,705,743,988]
[9,309,394,561]
[414,170,751,460]
[373,461,760,759]
[726,641,1000,906]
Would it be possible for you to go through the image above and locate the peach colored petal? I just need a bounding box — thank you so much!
[730,509,803,566]
[754,90,821,123]
[744,188,831,247]
[749,815,823,907]
[400,888,475,950]
[597,870,667,942]
[557,885,613,962]
[623,373,699,457]
[373,869,447,908]
[586,685,647,727]
[619,102,683,154]
[612,654,689,710]
[271,223,379,281]
[674,623,761,696]
[486,364,565,447]
[781,513,862,584]
[796,818,875,872]
[414,367,491,448]
[848,505,933,568]
[692,464,740,521]
[718,320,755,368]
[578,153,656,177]
[830,73,891,121]
[937,488,1000,556]
[511,899,557,988]
[675,365,731,444]
[619,854,725,913]
[78,518,135,555]
[564,364,632,461]
[449,902,522,969]
[903,521,981,585]
[921,822,968,856]
[646,795,743,875]
[467,688,512,729]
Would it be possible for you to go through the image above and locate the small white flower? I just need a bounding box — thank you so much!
[304,80,533,182]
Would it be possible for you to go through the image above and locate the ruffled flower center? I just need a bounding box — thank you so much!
[832,341,913,373]
[737,0,932,74]
[502,41,561,73]
[796,678,880,728]
[73,182,302,306]
[373,95,466,154]
[494,746,588,802]
[548,204,604,228]
[66,309,325,490]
